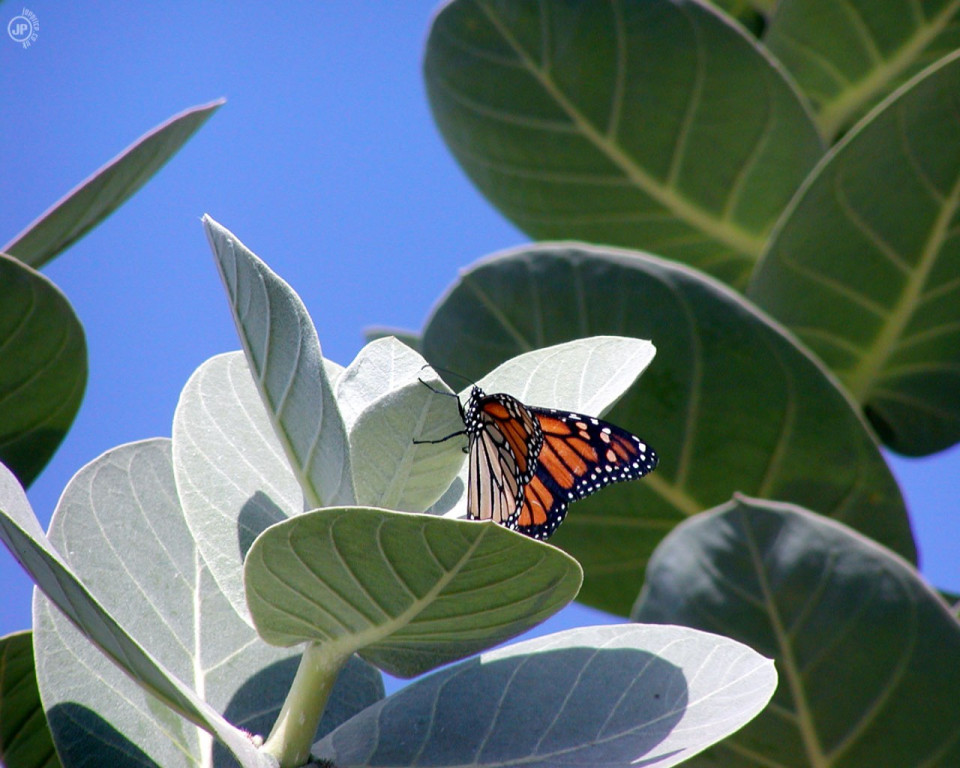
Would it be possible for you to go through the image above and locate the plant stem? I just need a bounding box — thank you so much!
[262,641,348,768]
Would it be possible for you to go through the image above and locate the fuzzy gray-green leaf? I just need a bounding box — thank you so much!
[244,507,582,678]
[204,215,354,508]
[315,624,776,768]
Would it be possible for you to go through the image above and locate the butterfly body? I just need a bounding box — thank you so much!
[460,386,657,540]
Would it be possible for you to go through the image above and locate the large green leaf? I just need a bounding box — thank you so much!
[764,0,960,139]
[204,215,354,508]
[421,244,914,614]
[315,624,776,768]
[750,52,960,456]
[0,455,271,766]
[634,496,960,767]
[0,632,59,768]
[424,0,823,288]
[3,101,223,269]
[0,254,85,488]
[244,506,582,678]
[31,440,381,767]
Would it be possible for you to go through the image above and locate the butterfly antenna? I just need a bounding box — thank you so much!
[415,366,469,445]
[420,363,475,390]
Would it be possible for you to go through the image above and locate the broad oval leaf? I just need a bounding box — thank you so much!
[765,0,960,139]
[203,215,354,508]
[244,507,583,678]
[0,631,59,768]
[424,0,823,288]
[0,254,86,488]
[3,101,223,269]
[634,496,960,766]
[421,244,914,614]
[315,624,776,768]
[32,440,382,767]
[173,351,304,623]
[0,455,271,766]
[750,52,960,456]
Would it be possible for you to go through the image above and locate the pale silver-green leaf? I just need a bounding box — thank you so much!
[315,624,776,768]
[244,507,582,678]
[33,440,382,766]
[172,352,303,623]
[0,454,270,766]
[341,338,465,511]
[203,215,354,508]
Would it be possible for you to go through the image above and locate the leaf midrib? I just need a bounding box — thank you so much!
[475,1,766,262]
[846,157,960,402]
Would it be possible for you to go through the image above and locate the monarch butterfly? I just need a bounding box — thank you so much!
[418,383,658,540]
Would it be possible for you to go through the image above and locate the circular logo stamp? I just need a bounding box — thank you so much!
[7,8,39,48]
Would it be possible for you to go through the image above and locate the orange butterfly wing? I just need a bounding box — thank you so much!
[513,409,658,539]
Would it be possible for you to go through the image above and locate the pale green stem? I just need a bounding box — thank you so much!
[262,641,348,768]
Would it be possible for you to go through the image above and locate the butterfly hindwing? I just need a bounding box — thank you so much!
[513,408,658,539]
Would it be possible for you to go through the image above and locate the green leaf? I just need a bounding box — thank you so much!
[634,496,960,766]
[173,351,305,622]
[764,0,960,139]
[315,624,777,768]
[424,0,823,288]
[32,440,382,766]
[203,215,355,508]
[244,506,583,678]
[421,244,914,614]
[749,52,960,456]
[468,335,655,415]
[0,631,59,768]
[337,337,466,511]
[3,101,223,269]
[0,455,271,766]
[710,0,770,33]
[0,254,86,488]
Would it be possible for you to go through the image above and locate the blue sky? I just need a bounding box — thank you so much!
[1,1,957,649]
